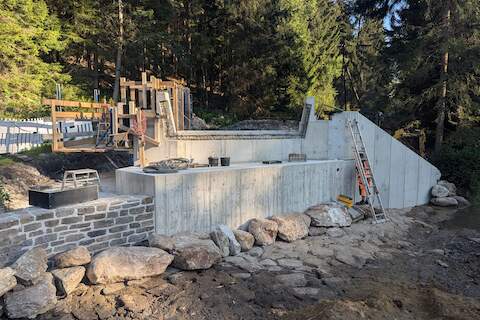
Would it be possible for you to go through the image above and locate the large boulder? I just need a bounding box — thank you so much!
[431,197,458,207]
[5,273,57,319]
[438,180,456,196]
[211,225,241,256]
[305,203,352,227]
[54,246,91,268]
[11,247,47,285]
[52,266,85,295]
[453,196,471,207]
[86,247,173,284]
[270,213,310,242]
[171,235,223,270]
[210,228,230,257]
[148,234,175,252]
[0,267,17,298]
[248,218,279,246]
[431,184,450,198]
[233,230,255,251]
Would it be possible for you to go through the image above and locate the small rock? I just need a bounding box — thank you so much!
[436,260,449,268]
[453,196,470,207]
[102,283,125,295]
[5,273,57,319]
[247,247,264,257]
[231,273,251,280]
[171,235,222,270]
[334,247,372,268]
[326,227,345,238]
[233,230,255,251]
[438,180,456,196]
[431,197,458,207]
[348,207,365,222]
[308,226,327,236]
[305,203,352,227]
[54,246,91,268]
[260,259,277,266]
[431,184,450,198]
[248,218,278,246]
[0,268,17,298]
[275,273,307,287]
[292,287,320,296]
[52,266,85,295]
[11,247,48,285]
[429,249,445,255]
[277,258,303,268]
[211,225,241,256]
[270,213,310,242]
[119,293,151,313]
[87,247,174,284]
[148,234,175,252]
[224,256,263,273]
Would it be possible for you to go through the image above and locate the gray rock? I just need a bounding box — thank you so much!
[305,203,352,227]
[270,213,310,242]
[348,207,365,222]
[87,247,174,284]
[211,225,241,256]
[210,228,230,257]
[247,246,264,257]
[224,256,263,273]
[326,227,346,238]
[453,196,471,207]
[11,247,47,285]
[248,218,278,246]
[5,273,57,319]
[308,226,327,236]
[431,184,450,198]
[148,234,175,252]
[277,258,303,268]
[54,246,91,268]
[0,268,16,298]
[275,273,307,287]
[52,266,85,295]
[431,197,458,207]
[334,247,373,268]
[231,273,251,279]
[438,180,456,196]
[171,235,222,270]
[233,229,255,251]
[293,287,320,296]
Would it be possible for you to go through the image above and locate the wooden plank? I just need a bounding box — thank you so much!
[43,99,109,109]
[54,112,104,119]
[141,72,148,109]
[120,77,127,103]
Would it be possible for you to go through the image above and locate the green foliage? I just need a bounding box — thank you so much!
[0,156,14,167]
[0,182,10,207]
[0,0,74,117]
[432,127,480,202]
[19,143,52,157]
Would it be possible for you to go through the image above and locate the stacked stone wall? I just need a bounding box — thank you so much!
[0,195,154,266]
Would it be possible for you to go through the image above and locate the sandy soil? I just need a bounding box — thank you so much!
[29,205,480,320]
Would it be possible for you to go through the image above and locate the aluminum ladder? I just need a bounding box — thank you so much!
[347,118,388,224]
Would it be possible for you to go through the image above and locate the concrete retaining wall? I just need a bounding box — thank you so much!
[116,160,355,235]
[0,195,154,267]
[327,112,441,208]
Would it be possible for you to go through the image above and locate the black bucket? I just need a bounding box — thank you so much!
[220,157,230,167]
[208,157,219,167]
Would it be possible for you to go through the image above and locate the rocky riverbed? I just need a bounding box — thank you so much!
[2,204,477,320]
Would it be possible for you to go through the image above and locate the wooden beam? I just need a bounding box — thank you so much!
[43,99,109,109]
[54,111,104,119]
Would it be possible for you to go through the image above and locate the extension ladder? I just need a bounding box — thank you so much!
[347,118,388,224]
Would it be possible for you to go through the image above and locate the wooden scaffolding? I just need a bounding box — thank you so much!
[47,73,193,166]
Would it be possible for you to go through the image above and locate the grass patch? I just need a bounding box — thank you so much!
[18,143,52,157]
[0,156,14,167]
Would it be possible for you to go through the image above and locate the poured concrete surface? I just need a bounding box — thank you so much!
[117,160,355,235]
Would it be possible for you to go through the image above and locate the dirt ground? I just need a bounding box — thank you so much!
[31,205,480,320]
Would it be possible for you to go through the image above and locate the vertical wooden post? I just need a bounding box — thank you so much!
[172,83,178,130]
[141,72,148,109]
[51,101,58,152]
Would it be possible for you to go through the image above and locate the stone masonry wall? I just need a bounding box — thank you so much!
[0,195,154,267]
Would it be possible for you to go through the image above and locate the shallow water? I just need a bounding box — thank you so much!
[441,206,480,230]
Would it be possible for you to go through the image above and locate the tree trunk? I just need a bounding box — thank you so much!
[434,6,451,153]
[113,0,124,103]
